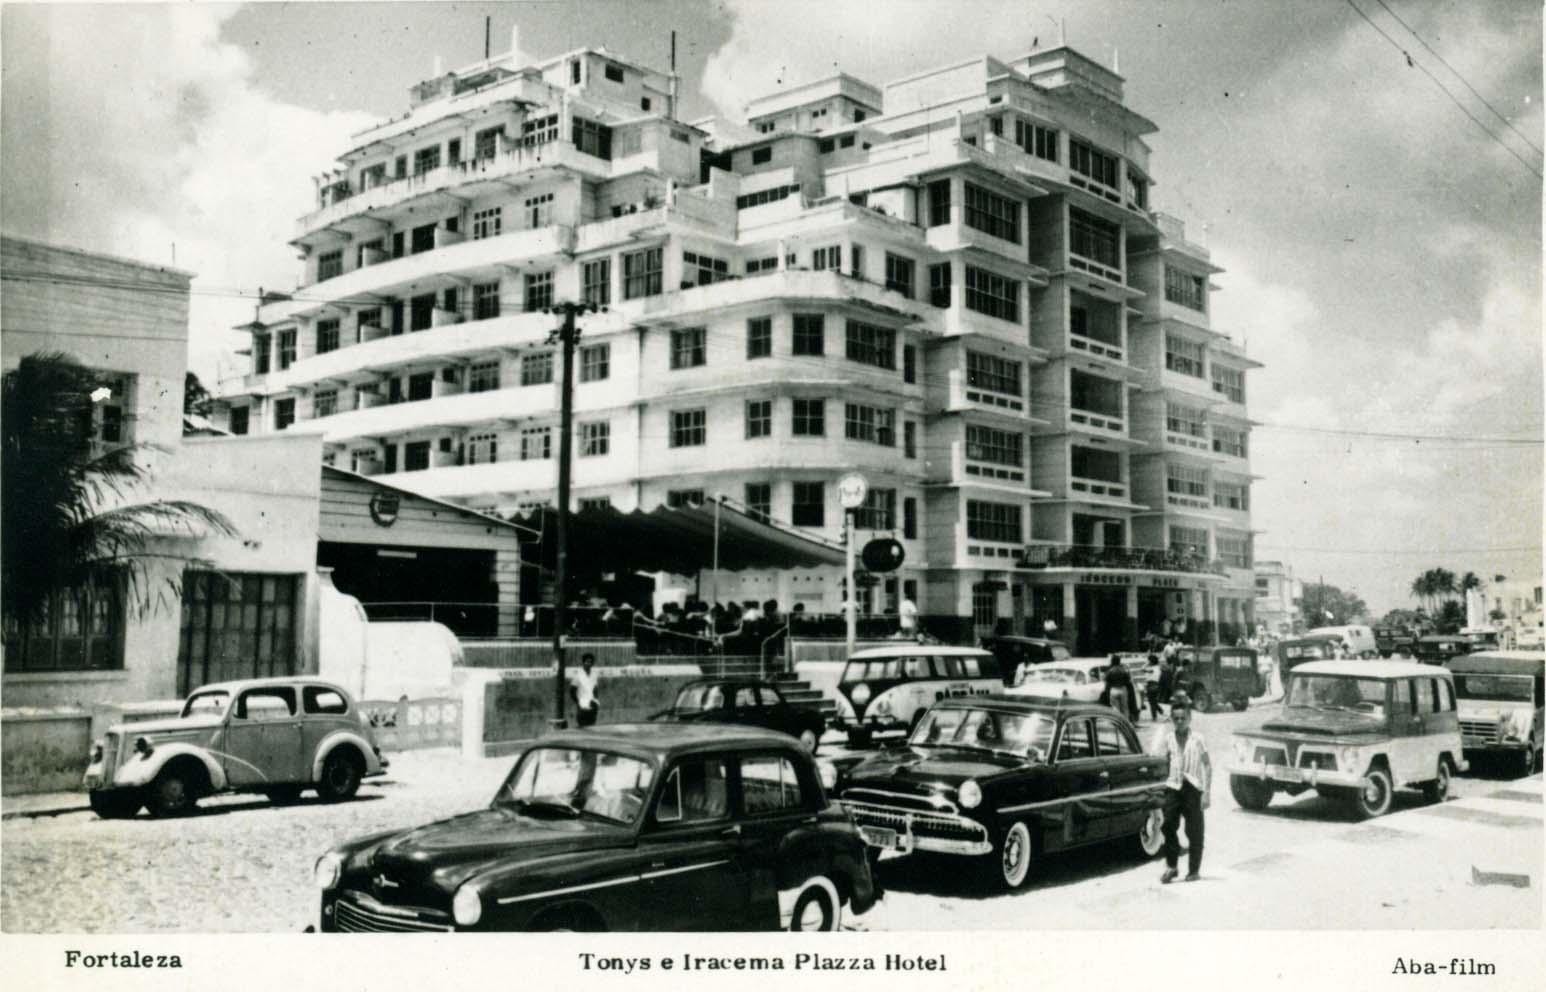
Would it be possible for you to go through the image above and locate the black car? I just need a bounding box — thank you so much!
[314,724,877,932]
[982,636,1071,686]
[655,679,827,753]
[1415,635,1472,666]
[839,697,1167,890]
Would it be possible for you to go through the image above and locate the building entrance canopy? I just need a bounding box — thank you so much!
[520,501,847,575]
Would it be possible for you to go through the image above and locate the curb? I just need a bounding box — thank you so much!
[2,801,90,821]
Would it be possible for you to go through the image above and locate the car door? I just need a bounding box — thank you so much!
[732,685,768,730]
[637,754,753,930]
[223,686,306,786]
[1091,715,1163,836]
[300,685,352,779]
[759,685,799,739]
[727,751,823,930]
[1044,717,1110,849]
[1386,679,1425,783]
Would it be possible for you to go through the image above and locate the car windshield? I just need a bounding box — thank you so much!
[497,747,656,826]
[1285,676,1387,717]
[909,707,1056,759]
[1025,668,1083,685]
[673,684,726,713]
[1453,674,1534,703]
[1283,643,1334,660]
[182,691,230,718]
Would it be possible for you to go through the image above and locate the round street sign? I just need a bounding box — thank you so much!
[837,472,869,510]
[861,538,906,573]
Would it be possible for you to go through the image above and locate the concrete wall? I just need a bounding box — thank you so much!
[464,662,700,755]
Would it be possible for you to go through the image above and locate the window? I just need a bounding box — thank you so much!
[1169,525,1209,556]
[413,145,441,174]
[580,421,610,457]
[653,757,729,824]
[682,251,729,288]
[666,489,705,508]
[524,192,554,228]
[475,126,503,160]
[1213,481,1249,511]
[277,330,297,370]
[812,245,841,271]
[603,62,625,83]
[521,353,555,386]
[902,497,918,539]
[818,137,835,154]
[467,432,498,465]
[854,487,896,530]
[964,183,1021,243]
[746,317,772,359]
[580,258,611,307]
[966,350,1021,397]
[745,399,772,439]
[410,223,437,255]
[744,482,772,521]
[1093,718,1137,756]
[1069,139,1119,190]
[1216,530,1252,569]
[1165,335,1206,378]
[520,114,559,146]
[1166,403,1208,438]
[745,255,778,274]
[525,271,554,312]
[1212,365,1245,404]
[394,155,407,179]
[927,179,952,227]
[410,293,435,331]
[1213,425,1248,458]
[735,184,801,209]
[579,344,610,383]
[229,406,249,436]
[570,59,582,84]
[967,500,1022,543]
[901,345,918,385]
[317,250,343,282]
[740,755,805,815]
[253,336,271,375]
[1013,118,1058,162]
[750,145,772,165]
[670,327,707,369]
[312,389,337,418]
[355,308,383,342]
[447,138,461,165]
[1127,173,1148,209]
[792,398,825,437]
[1165,267,1206,311]
[315,319,340,355]
[884,253,915,297]
[904,421,917,459]
[468,361,501,393]
[966,425,1022,467]
[844,403,895,446]
[407,372,433,401]
[356,238,383,268]
[472,207,502,240]
[578,497,611,512]
[403,441,431,472]
[1167,464,1208,498]
[1068,208,1120,270]
[274,397,295,430]
[520,427,552,461]
[792,313,825,356]
[623,247,663,299]
[964,266,1020,322]
[301,686,349,715]
[845,320,896,370]
[849,244,866,279]
[929,263,952,308]
[360,163,387,189]
[670,409,706,447]
[441,287,459,317]
[792,482,825,527]
[473,282,501,321]
[3,576,123,673]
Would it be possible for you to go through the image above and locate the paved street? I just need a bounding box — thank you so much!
[2,707,1539,932]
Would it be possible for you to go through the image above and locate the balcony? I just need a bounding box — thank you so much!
[309,383,557,444]
[1067,331,1125,364]
[632,268,919,325]
[1068,476,1128,501]
[1067,407,1126,437]
[940,367,1045,423]
[1020,543,1226,576]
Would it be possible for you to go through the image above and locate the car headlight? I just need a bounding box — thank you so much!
[1232,739,1250,764]
[1502,713,1526,741]
[452,886,483,927]
[873,696,892,717]
[1340,746,1358,770]
[958,779,982,809]
[817,759,838,791]
[851,683,871,706]
[314,852,344,890]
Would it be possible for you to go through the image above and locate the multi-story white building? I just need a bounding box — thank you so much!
[1254,560,1304,637]
[215,36,1261,654]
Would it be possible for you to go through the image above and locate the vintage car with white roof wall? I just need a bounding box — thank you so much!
[1445,650,1544,777]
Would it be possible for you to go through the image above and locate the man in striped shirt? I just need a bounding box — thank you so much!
[1154,692,1211,882]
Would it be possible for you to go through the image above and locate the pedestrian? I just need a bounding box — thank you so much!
[570,653,600,728]
[1146,652,1164,720]
[1156,652,1175,711]
[898,594,919,638]
[1101,654,1138,722]
[1154,692,1210,883]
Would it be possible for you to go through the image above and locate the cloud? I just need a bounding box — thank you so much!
[0,5,375,384]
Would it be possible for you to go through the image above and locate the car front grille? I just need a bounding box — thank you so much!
[1460,720,1499,745]
[1253,746,1288,766]
[334,893,453,933]
[1298,752,1338,771]
[841,800,987,842]
[841,787,958,815]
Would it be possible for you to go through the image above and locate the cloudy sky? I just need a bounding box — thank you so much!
[3,0,1540,614]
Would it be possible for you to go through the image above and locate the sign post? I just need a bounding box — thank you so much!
[837,473,869,657]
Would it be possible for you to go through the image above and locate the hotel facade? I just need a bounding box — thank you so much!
[216,34,1261,654]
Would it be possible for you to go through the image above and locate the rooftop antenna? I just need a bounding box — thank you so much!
[669,30,678,117]
[1060,18,1067,46]
[484,16,491,60]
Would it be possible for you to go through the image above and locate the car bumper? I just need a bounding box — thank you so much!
[840,801,992,856]
[1229,762,1362,789]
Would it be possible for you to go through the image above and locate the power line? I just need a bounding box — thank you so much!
[1344,0,1543,179]
[1368,0,1543,156]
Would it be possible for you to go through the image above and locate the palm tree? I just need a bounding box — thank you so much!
[1410,572,1433,613]
[2,352,234,626]
[1433,568,1458,606]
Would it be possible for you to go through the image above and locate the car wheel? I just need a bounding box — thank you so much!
[1420,759,1451,804]
[1231,697,1249,712]
[797,728,820,754]
[1230,775,1274,811]
[317,749,362,802]
[264,786,303,805]
[1137,807,1164,857]
[147,768,197,818]
[787,876,842,931]
[1517,740,1537,779]
[88,790,141,820]
[1192,688,1213,714]
[997,821,1033,890]
[1350,766,1394,820]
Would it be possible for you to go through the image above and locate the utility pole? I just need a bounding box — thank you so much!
[547,300,603,723]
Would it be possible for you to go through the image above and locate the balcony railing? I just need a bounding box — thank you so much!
[1068,477,1127,500]
[1068,333,1124,363]
[1069,408,1125,434]
[1021,544,1226,575]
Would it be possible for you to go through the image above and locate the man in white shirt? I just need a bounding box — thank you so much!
[1154,692,1210,882]
[898,596,918,636]
[570,653,600,728]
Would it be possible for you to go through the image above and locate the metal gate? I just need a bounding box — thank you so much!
[176,571,301,696]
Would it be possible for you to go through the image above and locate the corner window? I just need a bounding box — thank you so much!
[750,145,772,165]
[740,755,806,815]
[302,687,349,715]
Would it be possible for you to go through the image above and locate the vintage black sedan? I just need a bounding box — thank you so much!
[314,724,877,932]
[654,679,827,753]
[839,696,1168,890]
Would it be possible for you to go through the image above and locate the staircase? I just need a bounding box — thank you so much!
[772,671,838,720]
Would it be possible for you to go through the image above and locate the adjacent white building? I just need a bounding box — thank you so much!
[215,36,1261,654]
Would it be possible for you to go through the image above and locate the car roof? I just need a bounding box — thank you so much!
[934,694,1120,719]
[1290,660,1451,679]
[189,677,351,697]
[1445,651,1545,676]
[848,645,992,659]
[1419,634,1466,642]
[986,636,1062,646]
[1028,659,1107,672]
[534,722,801,759]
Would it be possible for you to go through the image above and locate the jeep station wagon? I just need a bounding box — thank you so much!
[314,724,877,932]
[1229,661,1466,819]
[84,677,387,818]
[1173,646,1265,712]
